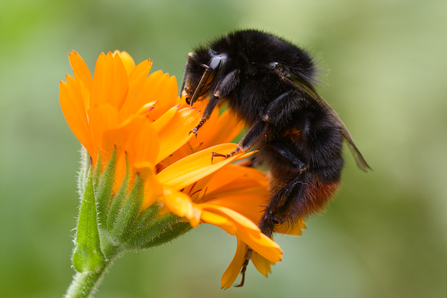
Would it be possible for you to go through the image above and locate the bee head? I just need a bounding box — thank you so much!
[185,52,228,106]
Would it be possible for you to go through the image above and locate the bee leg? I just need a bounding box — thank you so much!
[268,140,307,171]
[211,149,239,163]
[234,247,253,287]
[264,171,309,235]
[214,69,240,98]
[259,142,309,235]
[262,90,304,126]
[236,212,284,287]
[258,182,304,237]
[258,212,280,238]
[190,94,219,136]
[190,70,240,136]
[211,120,266,162]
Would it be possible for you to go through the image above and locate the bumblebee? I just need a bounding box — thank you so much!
[181,29,370,286]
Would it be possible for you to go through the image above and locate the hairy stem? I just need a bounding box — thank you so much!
[65,256,116,298]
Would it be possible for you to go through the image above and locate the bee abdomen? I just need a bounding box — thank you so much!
[303,178,341,215]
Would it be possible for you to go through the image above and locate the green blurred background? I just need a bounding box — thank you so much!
[1,0,445,297]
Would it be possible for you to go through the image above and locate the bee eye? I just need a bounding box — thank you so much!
[269,62,280,69]
[209,53,228,70]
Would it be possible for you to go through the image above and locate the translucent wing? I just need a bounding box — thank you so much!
[285,73,372,172]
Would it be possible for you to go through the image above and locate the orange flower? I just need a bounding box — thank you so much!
[60,51,286,287]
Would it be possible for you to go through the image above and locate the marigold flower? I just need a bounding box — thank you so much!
[60,50,289,294]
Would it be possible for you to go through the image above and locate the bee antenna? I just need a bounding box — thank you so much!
[189,64,212,106]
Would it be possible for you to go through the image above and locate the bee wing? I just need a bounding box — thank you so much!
[285,74,372,172]
[336,116,372,172]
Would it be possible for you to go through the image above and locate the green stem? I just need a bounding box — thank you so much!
[65,256,116,298]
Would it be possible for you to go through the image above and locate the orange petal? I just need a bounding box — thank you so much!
[87,104,118,162]
[110,53,129,110]
[161,142,195,168]
[128,58,152,83]
[207,177,269,199]
[204,193,267,224]
[200,204,260,234]
[146,75,179,120]
[69,51,92,91]
[102,114,147,167]
[179,165,264,207]
[59,79,93,156]
[204,164,268,195]
[198,166,269,223]
[201,210,237,235]
[251,251,273,277]
[152,104,179,133]
[89,52,129,110]
[119,59,153,120]
[73,70,91,111]
[237,231,282,264]
[201,109,245,149]
[189,205,203,228]
[157,144,245,190]
[133,162,164,211]
[162,189,203,227]
[221,239,246,289]
[90,52,107,108]
[155,108,199,164]
[163,187,194,219]
[135,101,158,116]
[187,107,219,149]
[130,70,164,116]
[107,151,128,194]
[201,204,282,263]
[114,50,135,75]
[134,120,160,166]
[179,169,216,203]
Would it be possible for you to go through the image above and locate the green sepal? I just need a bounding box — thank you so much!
[124,214,191,250]
[73,167,106,273]
[77,147,90,197]
[73,149,194,272]
[106,159,130,231]
[92,154,102,188]
[111,173,144,241]
[143,221,192,248]
[123,203,161,242]
[95,149,117,227]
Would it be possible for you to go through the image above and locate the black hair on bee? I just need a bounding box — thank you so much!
[181,29,371,287]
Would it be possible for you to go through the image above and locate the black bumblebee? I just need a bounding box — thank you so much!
[181,29,371,286]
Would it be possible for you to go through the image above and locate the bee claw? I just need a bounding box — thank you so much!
[211,152,230,163]
[210,146,242,163]
[189,127,198,137]
[210,152,226,164]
